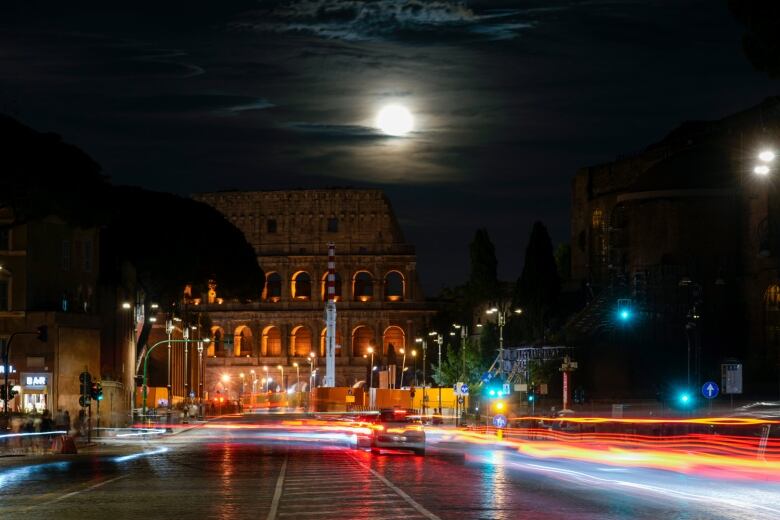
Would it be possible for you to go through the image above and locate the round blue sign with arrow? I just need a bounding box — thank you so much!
[492,414,507,428]
[460,384,469,395]
[701,381,719,399]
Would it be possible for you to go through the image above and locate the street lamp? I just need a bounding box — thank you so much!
[428,332,443,416]
[399,348,406,388]
[239,373,245,409]
[415,337,427,414]
[367,346,375,388]
[293,362,300,407]
[277,364,285,392]
[754,149,776,176]
[485,306,523,381]
[411,349,418,386]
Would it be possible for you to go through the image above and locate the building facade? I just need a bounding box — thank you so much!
[569,97,780,397]
[192,189,435,397]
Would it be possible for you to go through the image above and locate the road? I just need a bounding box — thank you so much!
[1,414,778,519]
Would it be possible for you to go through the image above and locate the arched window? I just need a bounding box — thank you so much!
[234,325,253,357]
[264,272,282,302]
[292,271,312,301]
[352,325,375,357]
[290,326,312,357]
[765,285,780,346]
[383,326,405,354]
[353,271,374,302]
[210,326,224,357]
[321,272,342,302]
[384,271,404,302]
[591,209,604,229]
[319,328,343,357]
[262,326,282,357]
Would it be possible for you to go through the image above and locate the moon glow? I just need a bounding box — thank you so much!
[376,104,414,136]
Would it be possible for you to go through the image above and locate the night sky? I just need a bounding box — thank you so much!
[1,1,777,293]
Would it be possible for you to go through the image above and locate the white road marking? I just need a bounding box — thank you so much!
[266,454,288,520]
[31,475,128,508]
[349,455,442,520]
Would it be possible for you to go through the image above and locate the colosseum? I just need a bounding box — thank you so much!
[192,189,436,396]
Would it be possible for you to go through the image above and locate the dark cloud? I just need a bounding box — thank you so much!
[233,0,533,42]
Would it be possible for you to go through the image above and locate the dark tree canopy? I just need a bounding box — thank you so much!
[467,228,499,303]
[515,221,561,342]
[729,0,780,78]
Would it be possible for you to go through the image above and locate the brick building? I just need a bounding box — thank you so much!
[569,97,780,397]
[191,189,435,397]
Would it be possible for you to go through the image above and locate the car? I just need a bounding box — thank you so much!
[361,409,426,456]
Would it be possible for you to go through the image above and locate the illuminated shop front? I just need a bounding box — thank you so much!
[20,372,51,413]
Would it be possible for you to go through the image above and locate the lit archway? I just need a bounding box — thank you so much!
[319,328,344,357]
[233,325,253,357]
[384,271,404,302]
[320,272,342,302]
[352,325,375,357]
[383,326,405,354]
[209,326,225,357]
[353,271,374,302]
[290,325,313,357]
[264,272,282,302]
[292,271,312,301]
[262,325,282,357]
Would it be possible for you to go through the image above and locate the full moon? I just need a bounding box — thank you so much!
[376,104,414,136]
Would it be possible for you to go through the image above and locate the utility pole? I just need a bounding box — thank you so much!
[166,319,173,411]
[428,332,443,416]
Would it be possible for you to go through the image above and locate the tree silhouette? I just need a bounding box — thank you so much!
[515,221,561,342]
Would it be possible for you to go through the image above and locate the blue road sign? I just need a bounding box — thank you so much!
[461,384,469,395]
[701,381,719,399]
[492,414,507,428]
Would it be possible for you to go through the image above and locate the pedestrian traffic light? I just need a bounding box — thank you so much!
[527,392,535,402]
[678,392,691,405]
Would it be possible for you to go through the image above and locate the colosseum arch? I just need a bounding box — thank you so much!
[233,325,254,357]
[352,325,375,357]
[319,328,344,357]
[292,271,312,301]
[263,272,282,302]
[320,272,343,302]
[353,271,374,302]
[261,325,282,357]
[209,326,225,357]
[290,325,313,357]
[382,326,405,354]
[384,271,405,302]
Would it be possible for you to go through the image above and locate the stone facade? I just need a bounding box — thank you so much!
[569,97,780,396]
[192,189,435,397]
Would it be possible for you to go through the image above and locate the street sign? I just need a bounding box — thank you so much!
[721,363,743,394]
[457,396,464,405]
[701,381,719,399]
[502,383,510,395]
[454,382,463,396]
[492,414,507,428]
[460,383,469,395]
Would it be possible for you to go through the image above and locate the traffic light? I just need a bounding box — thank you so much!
[90,382,103,401]
[617,299,633,323]
[1,384,18,401]
[678,392,691,405]
[36,325,48,342]
[79,395,91,407]
[527,392,535,402]
[494,401,505,412]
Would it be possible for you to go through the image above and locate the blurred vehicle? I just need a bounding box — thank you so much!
[540,409,580,433]
[354,409,425,455]
[729,401,780,419]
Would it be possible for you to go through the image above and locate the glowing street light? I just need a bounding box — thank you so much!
[367,346,375,388]
[755,164,770,176]
[759,150,776,162]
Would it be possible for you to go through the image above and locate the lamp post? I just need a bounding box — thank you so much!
[197,340,204,412]
[165,319,173,411]
[277,364,285,392]
[411,349,418,386]
[399,348,406,388]
[250,369,256,410]
[308,352,316,411]
[293,362,300,407]
[263,366,269,392]
[239,373,245,410]
[367,346,375,388]
[415,337,427,414]
[141,338,210,417]
[486,307,523,381]
[428,332,443,416]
